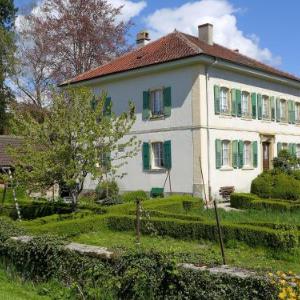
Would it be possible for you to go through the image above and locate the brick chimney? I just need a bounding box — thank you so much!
[198,23,213,46]
[136,31,151,48]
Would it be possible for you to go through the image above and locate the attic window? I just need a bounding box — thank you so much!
[136,55,143,59]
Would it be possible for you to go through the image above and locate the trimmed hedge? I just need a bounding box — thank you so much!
[251,172,300,200]
[121,190,149,203]
[230,193,300,212]
[107,215,298,250]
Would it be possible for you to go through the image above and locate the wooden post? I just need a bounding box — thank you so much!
[168,170,172,195]
[213,199,226,265]
[135,199,141,245]
[0,183,7,212]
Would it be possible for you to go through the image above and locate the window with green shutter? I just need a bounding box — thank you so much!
[236,89,242,117]
[257,94,262,120]
[238,140,244,168]
[232,140,238,168]
[231,89,236,116]
[163,140,172,169]
[214,85,220,115]
[277,142,282,155]
[270,96,275,121]
[276,98,280,122]
[215,139,222,169]
[292,143,297,157]
[103,97,112,116]
[163,87,172,117]
[251,92,257,119]
[142,142,150,171]
[142,91,150,120]
[288,100,295,124]
[252,141,258,168]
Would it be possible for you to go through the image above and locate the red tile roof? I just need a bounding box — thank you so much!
[62,30,300,85]
[0,136,22,168]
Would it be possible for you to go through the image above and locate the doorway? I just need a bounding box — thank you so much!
[262,142,270,171]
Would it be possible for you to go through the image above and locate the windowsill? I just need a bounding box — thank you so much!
[219,113,232,118]
[278,121,288,125]
[149,114,165,121]
[261,118,272,123]
[147,168,167,173]
[220,166,233,171]
[242,166,254,170]
[241,115,252,121]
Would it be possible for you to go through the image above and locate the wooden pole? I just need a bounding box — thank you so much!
[168,170,172,194]
[0,183,7,212]
[213,199,226,265]
[135,199,141,245]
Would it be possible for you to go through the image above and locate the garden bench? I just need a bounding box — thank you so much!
[219,186,235,201]
[150,187,164,198]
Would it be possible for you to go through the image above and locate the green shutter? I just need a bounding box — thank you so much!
[215,139,222,169]
[251,93,257,119]
[257,94,262,120]
[142,91,150,120]
[288,100,294,124]
[163,87,172,117]
[270,96,275,121]
[238,140,244,168]
[163,140,172,169]
[104,97,112,116]
[214,85,220,115]
[277,142,282,155]
[236,89,242,117]
[232,140,238,168]
[293,144,297,157]
[292,101,296,124]
[142,142,150,171]
[288,143,293,155]
[231,89,236,116]
[252,141,258,168]
[276,97,280,122]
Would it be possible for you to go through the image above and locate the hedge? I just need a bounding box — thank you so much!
[107,215,298,250]
[0,218,276,299]
[121,190,149,203]
[230,193,300,212]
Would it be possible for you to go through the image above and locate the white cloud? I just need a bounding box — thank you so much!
[145,0,281,66]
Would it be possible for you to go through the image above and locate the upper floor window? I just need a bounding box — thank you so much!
[150,89,163,116]
[262,96,271,120]
[241,92,251,117]
[280,99,287,122]
[296,103,300,124]
[220,87,230,114]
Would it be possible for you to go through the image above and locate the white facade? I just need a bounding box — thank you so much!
[81,56,300,200]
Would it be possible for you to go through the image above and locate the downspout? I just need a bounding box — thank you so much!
[205,58,218,203]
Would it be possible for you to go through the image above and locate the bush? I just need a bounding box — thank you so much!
[0,217,24,242]
[121,190,149,203]
[95,180,119,200]
[273,149,299,174]
[230,193,259,209]
[107,215,298,250]
[251,171,300,200]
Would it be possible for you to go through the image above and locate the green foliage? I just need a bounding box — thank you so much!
[121,190,149,203]
[107,215,298,250]
[95,180,119,200]
[273,150,300,174]
[0,217,24,242]
[251,171,300,200]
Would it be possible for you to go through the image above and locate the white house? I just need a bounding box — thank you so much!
[62,24,300,201]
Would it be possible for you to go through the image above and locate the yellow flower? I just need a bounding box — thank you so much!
[280,279,287,285]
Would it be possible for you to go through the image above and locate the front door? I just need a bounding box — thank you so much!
[262,142,270,171]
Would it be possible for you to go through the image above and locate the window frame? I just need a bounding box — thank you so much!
[279,99,288,123]
[241,91,251,118]
[219,87,231,115]
[150,89,164,117]
[151,141,165,170]
[243,141,252,167]
[262,95,271,120]
[221,140,231,168]
[295,103,300,124]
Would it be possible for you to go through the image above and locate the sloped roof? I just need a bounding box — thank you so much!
[0,136,22,168]
[62,30,300,85]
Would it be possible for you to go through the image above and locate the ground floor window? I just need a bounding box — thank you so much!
[243,141,252,166]
[152,142,164,168]
[222,140,231,167]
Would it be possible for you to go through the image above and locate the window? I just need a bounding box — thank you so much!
[241,92,251,117]
[262,96,270,119]
[280,99,287,122]
[151,142,164,168]
[243,141,252,166]
[296,103,300,124]
[220,87,230,114]
[222,140,231,167]
[282,143,288,150]
[297,144,300,158]
[150,90,163,116]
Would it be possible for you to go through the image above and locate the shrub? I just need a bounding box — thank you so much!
[95,180,119,200]
[273,149,299,174]
[0,217,24,242]
[107,215,298,250]
[230,193,259,209]
[251,172,300,200]
[121,190,149,203]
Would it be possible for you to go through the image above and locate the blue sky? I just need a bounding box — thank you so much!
[14,0,300,77]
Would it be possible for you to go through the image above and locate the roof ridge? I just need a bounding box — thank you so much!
[175,31,203,54]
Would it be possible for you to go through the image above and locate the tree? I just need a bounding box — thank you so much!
[273,149,300,174]
[15,0,131,107]
[0,0,17,134]
[7,87,139,207]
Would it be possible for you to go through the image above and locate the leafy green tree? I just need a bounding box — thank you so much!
[0,0,17,134]
[7,87,139,207]
[273,149,300,174]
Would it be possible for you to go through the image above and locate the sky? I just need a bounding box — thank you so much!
[14,0,300,77]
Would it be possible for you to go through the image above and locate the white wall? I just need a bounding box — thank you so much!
[202,67,300,197]
[83,65,199,193]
